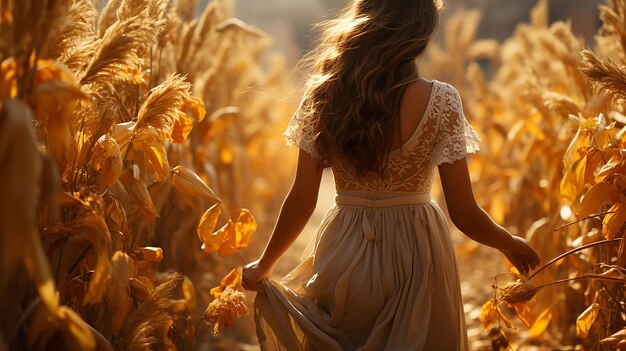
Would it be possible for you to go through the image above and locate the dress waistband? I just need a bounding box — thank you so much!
[335,192,431,208]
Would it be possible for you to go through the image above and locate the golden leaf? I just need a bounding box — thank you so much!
[210,267,241,299]
[93,135,123,188]
[142,142,170,182]
[171,165,222,203]
[83,251,112,305]
[217,220,238,257]
[529,306,552,338]
[133,247,164,262]
[480,299,500,329]
[512,302,533,328]
[596,154,625,182]
[122,171,159,217]
[107,251,132,334]
[202,220,232,255]
[57,306,96,351]
[183,95,207,122]
[576,302,599,338]
[603,203,626,239]
[234,209,257,250]
[171,110,193,144]
[198,204,221,248]
[577,181,617,218]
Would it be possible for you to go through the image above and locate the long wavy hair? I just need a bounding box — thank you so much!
[298,0,442,175]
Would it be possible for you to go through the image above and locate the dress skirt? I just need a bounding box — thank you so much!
[254,190,469,351]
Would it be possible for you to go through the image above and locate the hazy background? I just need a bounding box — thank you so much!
[229,0,603,67]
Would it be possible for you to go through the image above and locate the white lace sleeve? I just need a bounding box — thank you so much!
[433,85,481,166]
[283,97,320,159]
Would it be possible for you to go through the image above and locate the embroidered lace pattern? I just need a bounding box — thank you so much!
[283,80,481,192]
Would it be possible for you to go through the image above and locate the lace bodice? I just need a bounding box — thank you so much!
[284,80,480,193]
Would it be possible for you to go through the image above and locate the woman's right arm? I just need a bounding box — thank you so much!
[242,149,323,290]
[438,158,540,274]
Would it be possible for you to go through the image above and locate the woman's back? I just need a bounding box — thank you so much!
[286,79,480,193]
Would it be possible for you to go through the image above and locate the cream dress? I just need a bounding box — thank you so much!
[254,80,480,351]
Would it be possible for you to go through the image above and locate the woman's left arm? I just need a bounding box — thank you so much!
[242,149,323,290]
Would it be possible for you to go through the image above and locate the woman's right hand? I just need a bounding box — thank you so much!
[242,259,275,291]
[499,236,540,275]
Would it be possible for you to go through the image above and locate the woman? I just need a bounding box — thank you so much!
[243,0,540,349]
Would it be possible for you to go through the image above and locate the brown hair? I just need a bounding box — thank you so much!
[298,0,442,175]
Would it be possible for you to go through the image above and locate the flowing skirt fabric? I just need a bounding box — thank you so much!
[254,191,469,351]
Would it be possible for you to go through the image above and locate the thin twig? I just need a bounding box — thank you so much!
[553,211,616,231]
[529,238,622,279]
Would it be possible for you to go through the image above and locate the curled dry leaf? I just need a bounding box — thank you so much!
[603,202,626,239]
[529,306,553,338]
[211,210,257,257]
[198,203,221,250]
[142,141,170,181]
[92,134,123,188]
[171,110,193,144]
[210,267,241,299]
[576,302,600,338]
[234,209,257,250]
[133,246,164,262]
[480,298,514,330]
[171,165,222,203]
[182,95,207,122]
[577,180,617,218]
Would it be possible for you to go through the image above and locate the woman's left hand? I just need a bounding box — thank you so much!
[242,259,274,291]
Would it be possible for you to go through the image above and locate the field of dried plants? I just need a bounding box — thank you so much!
[422,0,626,349]
[1,0,626,350]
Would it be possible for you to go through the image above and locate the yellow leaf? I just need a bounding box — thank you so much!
[93,135,123,188]
[210,267,241,298]
[512,302,533,328]
[198,204,221,247]
[143,142,170,182]
[57,306,96,351]
[218,220,238,257]
[480,299,500,329]
[596,155,625,182]
[171,110,193,144]
[202,220,232,255]
[529,306,552,338]
[83,251,111,305]
[122,171,158,217]
[603,203,626,240]
[234,209,257,250]
[107,251,132,334]
[183,95,207,122]
[496,306,515,329]
[577,181,616,218]
[576,303,599,338]
[560,168,579,204]
[133,246,164,262]
[171,166,222,203]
